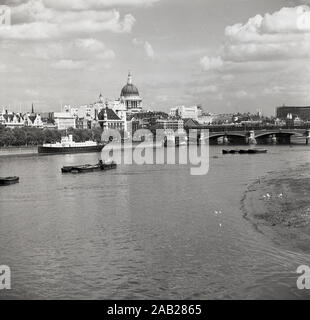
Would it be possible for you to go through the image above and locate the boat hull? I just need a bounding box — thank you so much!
[61,162,117,173]
[38,145,104,155]
[0,176,19,186]
[222,149,267,154]
[247,149,267,154]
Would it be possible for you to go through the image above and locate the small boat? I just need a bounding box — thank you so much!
[38,135,104,155]
[222,148,267,154]
[61,160,117,173]
[0,176,19,186]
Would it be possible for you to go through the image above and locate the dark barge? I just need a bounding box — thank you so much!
[0,176,20,186]
[222,149,267,154]
[61,161,117,173]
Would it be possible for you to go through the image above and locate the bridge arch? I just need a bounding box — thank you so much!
[255,131,297,144]
[255,131,297,138]
[208,132,246,145]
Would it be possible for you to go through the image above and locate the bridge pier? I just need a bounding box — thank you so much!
[306,129,310,145]
[248,130,257,145]
[223,135,229,145]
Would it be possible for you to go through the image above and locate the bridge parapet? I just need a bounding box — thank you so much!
[184,127,309,144]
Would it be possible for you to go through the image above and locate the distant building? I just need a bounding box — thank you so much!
[53,112,76,130]
[67,103,99,129]
[29,114,43,128]
[90,94,105,114]
[212,113,234,124]
[274,118,286,126]
[0,111,25,128]
[169,107,178,118]
[276,106,310,120]
[40,112,56,128]
[98,107,126,133]
[294,116,303,126]
[69,104,97,120]
[55,71,142,132]
[0,105,44,128]
[169,105,200,120]
[105,99,127,130]
[120,72,142,113]
[155,119,184,132]
[183,118,200,128]
[76,118,92,130]
[197,114,214,125]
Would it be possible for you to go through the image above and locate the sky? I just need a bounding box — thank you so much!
[0,0,310,115]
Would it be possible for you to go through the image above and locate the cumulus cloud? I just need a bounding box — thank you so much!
[201,5,310,68]
[73,38,115,59]
[0,0,136,40]
[200,56,224,71]
[225,6,310,43]
[198,5,310,109]
[144,41,155,59]
[75,38,106,51]
[133,38,155,59]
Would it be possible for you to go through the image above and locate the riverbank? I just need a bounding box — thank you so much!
[0,146,38,157]
[0,142,161,158]
[242,164,310,254]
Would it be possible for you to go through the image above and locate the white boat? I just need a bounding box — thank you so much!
[38,135,104,154]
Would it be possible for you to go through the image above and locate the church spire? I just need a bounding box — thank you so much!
[31,103,34,114]
[127,70,132,85]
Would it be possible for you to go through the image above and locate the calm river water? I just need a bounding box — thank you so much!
[1,145,310,299]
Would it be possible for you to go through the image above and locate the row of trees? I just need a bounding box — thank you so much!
[0,126,103,147]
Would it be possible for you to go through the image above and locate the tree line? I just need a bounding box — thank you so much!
[0,126,103,147]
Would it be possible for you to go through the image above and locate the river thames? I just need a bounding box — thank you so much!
[1,145,310,299]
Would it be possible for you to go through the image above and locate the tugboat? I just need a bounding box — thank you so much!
[61,160,117,174]
[0,176,19,186]
[38,135,104,154]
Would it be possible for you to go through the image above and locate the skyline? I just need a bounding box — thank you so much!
[0,0,310,115]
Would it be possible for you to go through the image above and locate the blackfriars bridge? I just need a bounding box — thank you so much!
[183,126,310,145]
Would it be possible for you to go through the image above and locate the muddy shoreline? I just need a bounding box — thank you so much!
[242,164,310,254]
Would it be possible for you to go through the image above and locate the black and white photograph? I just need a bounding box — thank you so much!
[1,0,310,305]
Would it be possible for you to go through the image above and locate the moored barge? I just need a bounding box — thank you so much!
[0,176,19,186]
[61,160,117,173]
[222,148,267,154]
